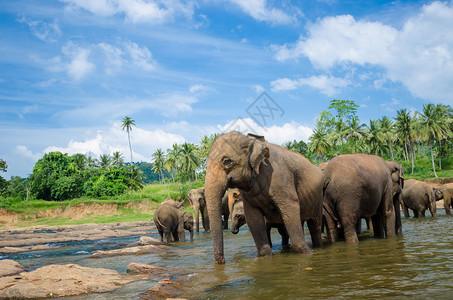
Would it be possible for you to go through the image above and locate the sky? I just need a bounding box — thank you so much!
[1,0,453,178]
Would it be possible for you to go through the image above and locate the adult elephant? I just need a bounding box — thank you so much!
[322,154,403,244]
[401,179,439,218]
[438,183,453,215]
[188,188,210,232]
[154,202,194,243]
[205,132,323,264]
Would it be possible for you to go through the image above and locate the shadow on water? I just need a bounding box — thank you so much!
[5,211,453,299]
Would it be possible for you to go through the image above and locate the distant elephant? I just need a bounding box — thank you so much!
[154,202,194,243]
[322,154,403,244]
[205,132,323,264]
[230,200,289,247]
[401,179,438,218]
[188,188,210,232]
[438,183,453,214]
[161,198,184,209]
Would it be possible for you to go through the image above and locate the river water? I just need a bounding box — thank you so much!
[3,210,452,299]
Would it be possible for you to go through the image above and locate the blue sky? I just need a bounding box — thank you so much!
[1,0,452,178]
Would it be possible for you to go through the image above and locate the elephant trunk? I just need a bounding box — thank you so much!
[194,204,200,233]
[205,166,227,264]
[190,228,194,241]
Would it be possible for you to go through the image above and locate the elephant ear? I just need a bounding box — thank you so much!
[248,138,270,176]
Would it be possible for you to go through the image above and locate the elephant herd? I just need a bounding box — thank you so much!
[155,132,453,264]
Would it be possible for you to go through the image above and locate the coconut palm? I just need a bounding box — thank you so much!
[395,109,416,173]
[180,142,200,189]
[152,148,166,189]
[121,116,136,184]
[165,144,182,188]
[379,116,396,161]
[308,128,331,162]
[72,154,87,171]
[112,151,124,169]
[99,154,112,169]
[343,116,367,153]
[365,119,385,156]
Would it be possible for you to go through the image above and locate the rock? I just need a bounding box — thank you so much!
[89,244,170,258]
[127,262,171,277]
[0,244,60,254]
[127,235,167,247]
[140,282,184,300]
[0,260,25,277]
[0,264,134,298]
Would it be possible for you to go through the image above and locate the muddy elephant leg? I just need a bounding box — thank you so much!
[307,218,322,248]
[323,214,337,244]
[384,206,396,239]
[276,225,289,247]
[336,201,359,244]
[444,198,451,215]
[420,210,426,218]
[278,199,311,254]
[243,200,272,256]
[265,223,273,248]
[165,229,174,243]
[157,228,164,242]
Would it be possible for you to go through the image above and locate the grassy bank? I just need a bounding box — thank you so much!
[0,180,204,228]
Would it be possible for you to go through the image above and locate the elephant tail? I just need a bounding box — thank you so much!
[322,179,342,229]
[154,215,167,230]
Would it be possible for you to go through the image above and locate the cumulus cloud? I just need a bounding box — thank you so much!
[271,75,351,96]
[42,123,186,162]
[220,118,313,144]
[228,0,296,25]
[62,44,96,80]
[15,145,42,161]
[273,2,453,104]
[62,0,195,24]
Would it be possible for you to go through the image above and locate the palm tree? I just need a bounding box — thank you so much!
[121,116,136,185]
[434,104,453,170]
[416,103,449,178]
[99,154,112,169]
[308,128,330,162]
[379,116,396,161]
[395,109,416,173]
[180,142,200,189]
[112,151,124,169]
[165,144,183,190]
[343,116,367,153]
[72,154,87,171]
[130,165,145,190]
[365,119,385,156]
[152,148,166,189]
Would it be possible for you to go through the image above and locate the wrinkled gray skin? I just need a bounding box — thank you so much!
[401,179,438,218]
[231,200,289,247]
[322,154,404,244]
[438,183,453,215]
[205,132,323,264]
[154,203,194,243]
[188,188,210,233]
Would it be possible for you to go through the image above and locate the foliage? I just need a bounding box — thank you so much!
[0,159,7,173]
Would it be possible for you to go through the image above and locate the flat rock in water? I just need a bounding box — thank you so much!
[0,260,25,277]
[127,262,171,277]
[89,244,170,258]
[127,235,167,247]
[0,244,60,254]
[0,264,134,298]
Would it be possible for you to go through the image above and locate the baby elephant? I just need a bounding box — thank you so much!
[401,179,439,218]
[154,202,194,243]
[231,200,289,247]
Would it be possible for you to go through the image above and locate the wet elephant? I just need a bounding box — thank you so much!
[188,188,210,232]
[322,154,403,244]
[231,200,289,247]
[205,132,323,264]
[154,202,194,243]
[401,179,438,218]
[438,183,453,215]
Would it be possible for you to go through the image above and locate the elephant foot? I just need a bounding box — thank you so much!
[292,243,312,254]
[257,245,272,257]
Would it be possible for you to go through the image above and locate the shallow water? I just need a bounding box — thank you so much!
[4,210,453,299]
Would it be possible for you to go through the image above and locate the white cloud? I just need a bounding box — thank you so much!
[271,75,350,96]
[62,44,95,80]
[15,145,42,162]
[62,0,195,24]
[228,0,296,25]
[273,2,453,104]
[189,84,215,95]
[18,17,62,42]
[220,118,313,144]
[124,41,156,70]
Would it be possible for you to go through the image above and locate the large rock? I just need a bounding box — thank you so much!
[126,235,166,247]
[90,244,170,258]
[127,262,171,277]
[0,264,134,298]
[0,260,25,277]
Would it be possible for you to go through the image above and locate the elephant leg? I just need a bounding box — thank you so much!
[323,214,337,244]
[383,203,396,239]
[243,200,272,257]
[444,199,451,215]
[202,208,211,232]
[266,224,273,248]
[402,204,410,218]
[342,221,359,244]
[276,225,289,247]
[223,211,229,230]
[355,219,362,235]
[307,218,322,248]
[413,210,419,218]
[165,230,173,243]
[420,210,426,218]
[157,228,164,242]
[371,214,384,239]
[278,199,311,254]
[336,200,359,244]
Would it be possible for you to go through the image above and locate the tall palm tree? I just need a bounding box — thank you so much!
[395,109,416,173]
[112,151,124,169]
[180,142,200,189]
[152,148,166,189]
[379,116,396,161]
[121,116,136,185]
[416,103,449,178]
[99,154,112,169]
[434,104,453,170]
[365,119,385,156]
[308,128,331,162]
[343,116,367,153]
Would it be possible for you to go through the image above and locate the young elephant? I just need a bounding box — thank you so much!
[230,197,289,247]
[154,202,194,243]
[401,179,437,218]
[188,188,210,233]
[438,183,453,215]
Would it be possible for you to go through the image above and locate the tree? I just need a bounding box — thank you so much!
[343,116,367,153]
[99,154,112,169]
[379,116,396,161]
[283,140,308,156]
[165,144,183,190]
[365,119,385,156]
[0,159,7,173]
[308,128,330,162]
[112,151,124,169]
[121,116,136,188]
[151,149,166,189]
[180,142,200,189]
[395,109,416,174]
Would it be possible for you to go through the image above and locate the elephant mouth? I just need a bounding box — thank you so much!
[231,227,239,234]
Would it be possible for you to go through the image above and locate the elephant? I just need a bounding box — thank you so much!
[322,154,403,244]
[205,132,323,264]
[153,202,194,243]
[401,179,438,218]
[188,188,210,232]
[161,198,184,209]
[438,183,453,215]
[230,199,289,247]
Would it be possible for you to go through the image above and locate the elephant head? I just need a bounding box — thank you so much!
[433,187,443,201]
[188,187,208,233]
[205,132,269,264]
[227,188,242,216]
[182,211,194,241]
[231,200,246,234]
[386,161,404,234]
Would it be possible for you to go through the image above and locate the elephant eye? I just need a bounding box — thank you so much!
[222,158,233,166]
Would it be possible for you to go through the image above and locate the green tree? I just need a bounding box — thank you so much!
[283,140,308,156]
[0,159,7,173]
[308,128,330,162]
[365,119,385,156]
[72,154,87,171]
[180,142,200,189]
[395,109,417,173]
[379,116,396,161]
[151,148,166,189]
[165,144,183,190]
[112,151,124,169]
[121,116,136,186]
[343,116,367,153]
